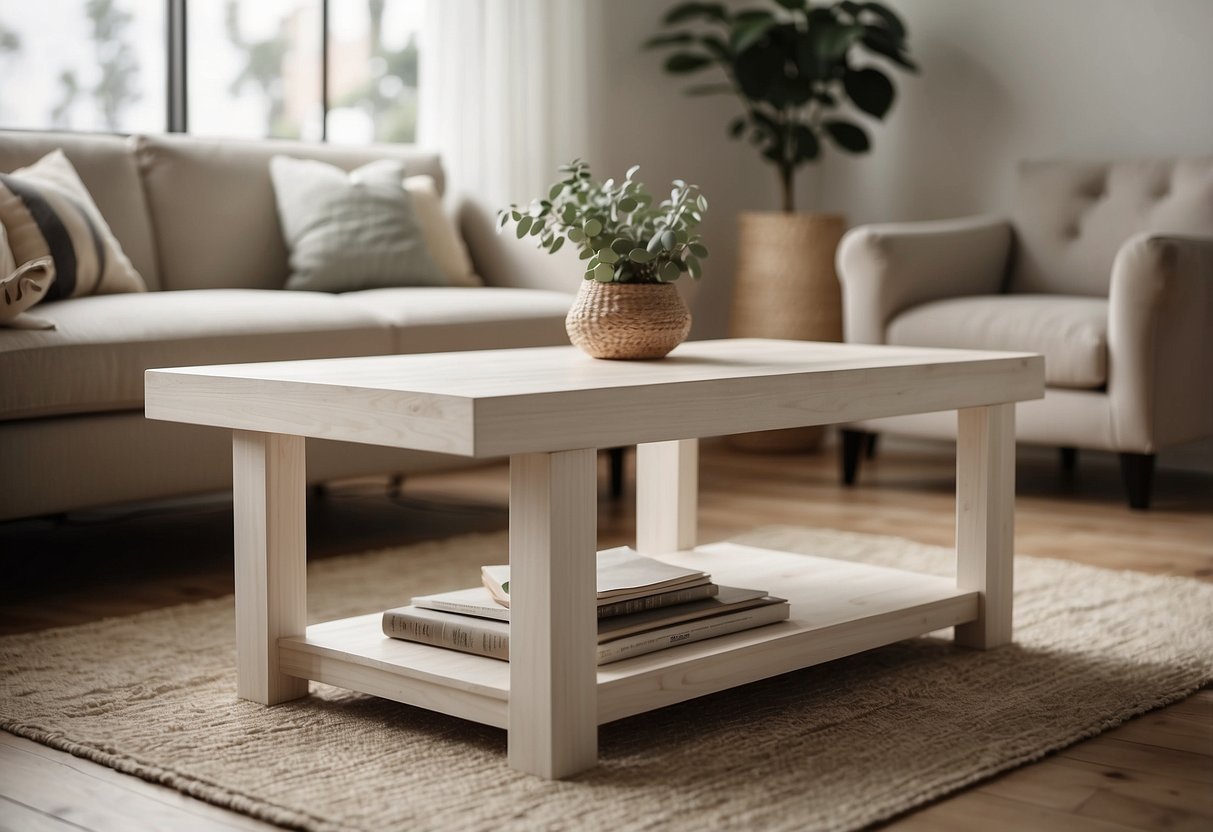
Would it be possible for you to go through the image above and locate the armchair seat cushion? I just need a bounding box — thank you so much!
[886,294,1108,389]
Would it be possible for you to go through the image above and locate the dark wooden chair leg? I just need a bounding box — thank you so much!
[864,432,879,459]
[1119,452,1155,510]
[1059,447,1078,473]
[840,429,867,486]
[608,447,626,500]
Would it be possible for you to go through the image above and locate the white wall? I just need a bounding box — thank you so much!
[586,0,1213,337]
[819,0,1213,224]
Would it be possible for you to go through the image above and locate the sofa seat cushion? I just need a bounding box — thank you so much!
[0,289,394,421]
[886,294,1108,389]
[336,287,572,353]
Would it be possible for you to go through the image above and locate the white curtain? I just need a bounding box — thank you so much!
[418,0,591,209]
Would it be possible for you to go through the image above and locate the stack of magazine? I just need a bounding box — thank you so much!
[382,546,789,665]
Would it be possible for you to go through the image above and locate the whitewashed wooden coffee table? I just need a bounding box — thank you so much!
[145,338,1043,779]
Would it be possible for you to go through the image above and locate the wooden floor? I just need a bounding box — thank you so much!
[1,437,1210,831]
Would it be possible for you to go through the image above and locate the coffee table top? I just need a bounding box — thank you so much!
[145,338,1043,457]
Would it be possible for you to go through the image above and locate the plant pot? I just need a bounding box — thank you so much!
[566,281,692,360]
[728,211,846,452]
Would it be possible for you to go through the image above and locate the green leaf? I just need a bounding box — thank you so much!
[684,82,734,96]
[812,21,864,66]
[568,227,585,243]
[687,255,702,278]
[496,212,510,231]
[561,204,578,224]
[661,230,678,251]
[774,0,806,9]
[824,119,871,152]
[618,196,638,212]
[599,246,620,264]
[664,52,714,73]
[515,215,533,238]
[861,1,907,40]
[579,247,594,260]
[860,27,917,71]
[733,42,782,100]
[730,15,773,54]
[629,248,656,264]
[593,262,615,282]
[643,31,695,49]
[843,67,895,118]
[728,116,747,138]
[700,34,731,62]
[611,238,634,254]
[794,124,820,163]
[688,242,709,258]
[659,261,682,281]
[626,164,640,180]
[511,210,522,222]
[663,2,728,25]
[583,218,603,237]
[647,231,666,253]
[549,236,564,254]
[548,182,564,200]
[696,194,709,212]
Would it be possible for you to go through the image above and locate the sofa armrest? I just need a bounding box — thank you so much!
[1108,232,1213,451]
[457,197,579,294]
[836,215,1013,344]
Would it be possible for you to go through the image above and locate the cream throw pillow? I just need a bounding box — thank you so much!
[0,149,146,300]
[404,175,482,287]
[270,156,447,293]
[0,223,56,329]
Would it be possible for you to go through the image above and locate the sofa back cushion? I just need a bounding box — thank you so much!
[136,134,445,291]
[0,131,161,290]
[1010,158,1213,296]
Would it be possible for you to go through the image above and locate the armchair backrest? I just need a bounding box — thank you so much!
[1009,158,1213,296]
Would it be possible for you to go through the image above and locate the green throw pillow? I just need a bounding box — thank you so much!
[269,155,446,293]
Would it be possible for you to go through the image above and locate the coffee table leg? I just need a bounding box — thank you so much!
[507,449,598,778]
[954,404,1015,649]
[232,431,309,704]
[635,439,698,554]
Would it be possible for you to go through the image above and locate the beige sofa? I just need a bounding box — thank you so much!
[0,130,575,521]
[836,158,1213,509]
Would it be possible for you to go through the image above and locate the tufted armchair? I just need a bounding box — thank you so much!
[835,158,1213,509]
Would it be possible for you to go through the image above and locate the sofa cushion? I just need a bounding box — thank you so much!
[1010,158,1213,296]
[336,287,572,353]
[0,131,160,290]
[886,294,1108,389]
[0,289,394,421]
[136,133,445,291]
[405,175,481,287]
[0,149,147,300]
[270,156,446,292]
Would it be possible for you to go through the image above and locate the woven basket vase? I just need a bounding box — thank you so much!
[729,211,846,452]
[566,281,692,360]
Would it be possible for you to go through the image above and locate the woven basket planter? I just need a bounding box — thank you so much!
[566,281,692,360]
[729,211,846,452]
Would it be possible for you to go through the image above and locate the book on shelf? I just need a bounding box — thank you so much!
[481,546,710,609]
[412,582,720,622]
[382,586,790,665]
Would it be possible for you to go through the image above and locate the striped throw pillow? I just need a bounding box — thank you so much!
[0,149,145,301]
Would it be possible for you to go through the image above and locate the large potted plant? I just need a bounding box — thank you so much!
[499,160,709,360]
[647,0,915,447]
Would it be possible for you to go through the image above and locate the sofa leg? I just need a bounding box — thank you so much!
[840,429,867,486]
[1059,447,1078,473]
[1119,453,1155,510]
[608,447,626,500]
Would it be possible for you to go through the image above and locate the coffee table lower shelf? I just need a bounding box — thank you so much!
[278,542,978,729]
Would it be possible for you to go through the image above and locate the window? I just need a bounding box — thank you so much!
[0,0,424,143]
[0,0,166,133]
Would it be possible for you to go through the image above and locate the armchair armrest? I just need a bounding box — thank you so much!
[1108,232,1213,451]
[836,215,1013,344]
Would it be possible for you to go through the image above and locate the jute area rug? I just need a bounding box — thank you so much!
[3,526,1211,832]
